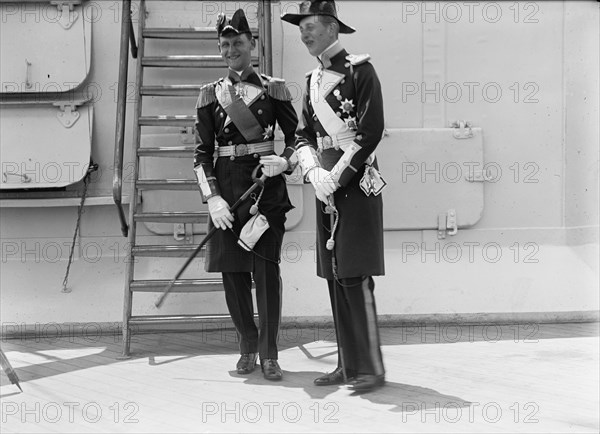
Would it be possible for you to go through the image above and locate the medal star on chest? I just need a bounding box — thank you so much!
[263,124,274,140]
[339,98,355,114]
[345,115,358,130]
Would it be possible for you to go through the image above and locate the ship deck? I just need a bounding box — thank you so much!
[1,322,599,433]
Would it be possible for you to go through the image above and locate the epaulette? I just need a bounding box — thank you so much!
[261,74,292,101]
[346,53,371,66]
[195,80,219,108]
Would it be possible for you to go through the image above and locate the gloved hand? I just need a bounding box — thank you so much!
[307,167,337,202]
[259,155,288,177]
[207,195,234,230]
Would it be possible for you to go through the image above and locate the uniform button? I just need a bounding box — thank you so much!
[253,153,259,158]
[313,114,318,120]
[341,79,345,84]
[257,109,263,115]
[219,113,224,118]
[344,62,350,68]
[224,128,230,133]
[228,141,233,145]
[356,134,363,141]
[260,95,266,100]
[336,112,342,117]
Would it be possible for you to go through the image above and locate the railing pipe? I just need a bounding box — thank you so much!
[112,0,133,237]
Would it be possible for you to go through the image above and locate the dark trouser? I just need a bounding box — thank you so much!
[221,231,282,361]
[328,276,385,377]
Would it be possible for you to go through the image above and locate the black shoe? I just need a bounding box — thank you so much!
[314,367,356,386]
[236,353,257,374]
[349,374,385,393]
[261,359,283,381]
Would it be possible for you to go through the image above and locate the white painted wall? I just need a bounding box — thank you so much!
[1,1,598,330]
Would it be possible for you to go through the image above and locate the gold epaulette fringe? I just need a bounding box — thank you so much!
[264,77,292,101]
[195,82,216,108]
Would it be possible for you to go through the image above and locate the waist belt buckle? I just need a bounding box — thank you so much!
[235,144,248,157]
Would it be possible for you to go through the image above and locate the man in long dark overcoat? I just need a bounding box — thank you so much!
[280,0,387,392]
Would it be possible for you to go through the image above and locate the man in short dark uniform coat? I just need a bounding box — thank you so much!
[282,0,387,392]
[193,9,298,381]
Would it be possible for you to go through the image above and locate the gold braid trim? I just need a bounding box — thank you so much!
[195,82,217,108]
[262,75,292,101]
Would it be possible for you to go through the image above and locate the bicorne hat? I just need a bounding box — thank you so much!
[281,0,356,34]
[216,9,252,38]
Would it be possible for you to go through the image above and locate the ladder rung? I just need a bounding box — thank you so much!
[142,55,259,68]
[140,85,203,97]
[134,212,207,223]
[129,314,232,326]
[138,115,195,127]
[138,146,195,157]
[136,179,197,190]
[142,27,259,39]
[132,244,204,257]
[130,279,223,293]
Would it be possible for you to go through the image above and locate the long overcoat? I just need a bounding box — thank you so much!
[296,49,386,280]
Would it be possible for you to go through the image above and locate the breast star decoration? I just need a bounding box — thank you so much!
[263,124,274,140]
[340,98,355,114]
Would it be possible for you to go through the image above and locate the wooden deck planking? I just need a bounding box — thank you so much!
[1,323,599,433]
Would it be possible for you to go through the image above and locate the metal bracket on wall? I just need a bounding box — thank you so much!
[466,168,494,182]
[438,209,458,239]
[180,126,195,144]
[53,100,85,128]
[173,223,193,243]
[450,120,473,139]
[50,1,82,29]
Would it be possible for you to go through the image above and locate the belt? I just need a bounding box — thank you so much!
[217,141,274,159]
[317,132,356,152]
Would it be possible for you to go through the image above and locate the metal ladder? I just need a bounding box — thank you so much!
[114,0,272,357]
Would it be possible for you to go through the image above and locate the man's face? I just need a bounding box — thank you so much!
[299,16,336,57]
[219,33,255,71]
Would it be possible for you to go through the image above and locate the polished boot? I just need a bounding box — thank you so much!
[261,359,283,381]
[314,367,356,386]
[236,353,258,374]
[349,374,386,393]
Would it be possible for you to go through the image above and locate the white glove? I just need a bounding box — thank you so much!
[207,196,234,230]
[307,167,337,202]
[259,155,288,177]
[315,189,329,204]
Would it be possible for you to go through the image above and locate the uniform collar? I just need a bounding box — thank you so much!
[318,40,343,69]
[227,65,261,86]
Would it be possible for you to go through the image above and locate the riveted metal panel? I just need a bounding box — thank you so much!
[0,1,92,93]
[0,102,92,189]
[378,127,484,230]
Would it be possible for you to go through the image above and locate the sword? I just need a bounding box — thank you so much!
[325,194,347,383]
[0,348,22,392]
[155,167,267,308]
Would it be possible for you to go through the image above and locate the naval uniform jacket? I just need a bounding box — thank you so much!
[194,67,298,272]
[296,49,385,280]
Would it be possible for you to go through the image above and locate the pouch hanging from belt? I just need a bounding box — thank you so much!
[238,213,270,251]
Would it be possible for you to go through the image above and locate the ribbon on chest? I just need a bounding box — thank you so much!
[309,67,351,139]
[215,78,266,142]
[308,67,387,196]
